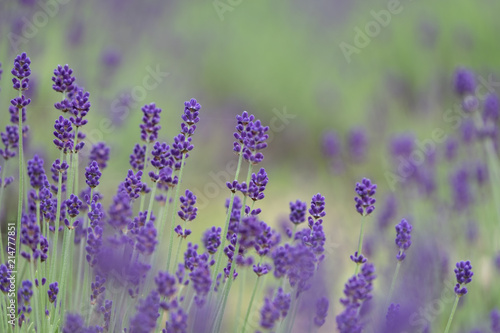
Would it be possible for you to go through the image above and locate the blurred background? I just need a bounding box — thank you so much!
[1,0,500,331]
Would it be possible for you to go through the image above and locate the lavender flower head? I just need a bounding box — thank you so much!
[233,111,269,164]
[354,178,377,216]
[484,93,500,122]
[314,296,329,327]
[454,260,473,296]
[52,64,75,93]
[47,282,59,305]
[0,125,19,160]
[53,116,74,153]
[347,127,367,163]
[289,199,307,224]
[491,308,500,333]
[140,103,162,143]
[181,98,201,136]
[85,161,101,188]
[124,170,143,200]
[70,89,91,128]
[12,52,31,91]
[89,142,110,169]
[27,155,49,189]
[454,67,476,96]
[395,218,412,261]
[178,189,197,222]
[203,226,222,255]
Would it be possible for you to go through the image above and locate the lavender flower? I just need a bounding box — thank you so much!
[484,93,499,122]
[350,251,367,265]
[492,308,500,333]
[289,199,307,224]
[129,291,160,333]
[248,168,268,201]
[0,265,12,293]
[47,282,59,305]
[85,161,101,188]
[178,189,197,221]
[181,98,201,136]
[454,67,476,96]
[354,178,377,216]
[155,271,177,299]
[130,144,147,171]
[135,221,158,256]
[53,116,74,153]
[65,194,83,218]
[165,305,188,333]
[27,155,49,189]
[11,52,31,91]
[52,64,75,94]
[100,300,112,332]
[189,263,212,306]
[140,103,162,143]
[70,89,91,128]
[314,296,329,327]
[395,218,413,261]
[450,166,472,211]
[454,260,473,296]
[0,125,19,160]
[17,280,33,326]
[124,170,143,200]
[89,142,110,169]
[377,194,397,230]
[202,226,222,255]
[347,127,367,163]
[90,274,106,305]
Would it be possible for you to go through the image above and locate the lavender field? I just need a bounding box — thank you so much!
[0,1,499,332]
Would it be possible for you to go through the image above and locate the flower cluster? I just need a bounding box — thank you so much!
[454,260,474,296]
[395,218,413,261]
[233,111,269,164]
[354,178,377,216]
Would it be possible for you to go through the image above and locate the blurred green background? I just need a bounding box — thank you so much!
[1,0,500,331]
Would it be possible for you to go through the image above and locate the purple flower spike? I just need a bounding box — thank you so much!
[347,127,367,163]
[314,296,329,327]
[89,142,110,169]
[350,251,367,265]
[155,271,177,299]
[129,291,160,333]
[491,308,500,333]
[0,125,19,160]
[453,260,473,296]
[203,226,222,255]
[53,116,74,153]
[309,193,326,223]
[65,194,83,218]
[124,170,143,200]
[395,218,412,261]
[12,53,31,91]
[248,168,268,201]
[140,103,162,143]
[47,282,59,305]
[178,189,197,222]
[70,89,91,128]
[289,200,307,224]
[484,93,500,122]
[181,98,201,136]
[85,161,101,188]
[27,155,49,190]
[454,67,476,96]
[253,263,271,276]
[130,144,146,171]
[52,64,75,93]
[150,141,171,170]
[354,178,377,216]
[136,221,158,256]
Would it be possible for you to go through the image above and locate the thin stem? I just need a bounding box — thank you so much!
[214,163,253,333]
[145,182,158,223]
[211,153,244,286]
[29,260,42,332]
[234,269,246,333]
[241,274,261,333]
[387,261,401,305]
[0,161,7,263]
[166,154,186,272]
[72,128,79,196]
[354,215,366,275]
[15,89,24,319]
[49,150,64,285]
[443,295,459,333]
[53,222,74,326]
[173,237,184,274]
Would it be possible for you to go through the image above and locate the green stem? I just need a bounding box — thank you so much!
[241,274,261,333]
[166,154,186,272]
[145,182,158,223]
[443,295,460,333]
[72,128,79,196]
[214,164,253,333]
[211,153,244,286]
[234,269,246,333]
[173,237,184,273]
[354,215,366,275]
[48,150,64,285]
[15,89,24,319]
[53,221,74,326]
[30,260,42,332]
[387,261,401,305]
[0,161,7,264]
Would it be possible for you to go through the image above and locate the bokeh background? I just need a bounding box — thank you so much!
[1,0,500,332]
